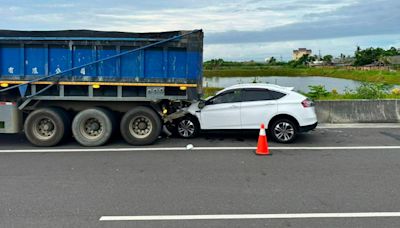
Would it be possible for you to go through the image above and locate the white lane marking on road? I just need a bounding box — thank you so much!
[99,212,400,221]
[318,123,400,129]
[270,146,400,150]
[0,146,400,153]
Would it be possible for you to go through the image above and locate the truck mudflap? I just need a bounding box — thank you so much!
[0,102,22,133]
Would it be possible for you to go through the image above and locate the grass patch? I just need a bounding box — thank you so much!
[203,87,223,98]
[305,83,400,100]
[202,85,400,100]
[316,93,400,100]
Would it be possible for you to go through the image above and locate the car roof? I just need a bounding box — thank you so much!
[216,83,294,95]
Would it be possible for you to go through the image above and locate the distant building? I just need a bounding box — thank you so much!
[309,60,325,67]
[332,56,355,66]
[363,61,386,67]
[387,56,400,65]
[293,48,312,60]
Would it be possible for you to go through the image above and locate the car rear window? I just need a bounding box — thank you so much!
[269,90,286,99]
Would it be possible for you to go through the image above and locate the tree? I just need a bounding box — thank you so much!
[308,55,318,62]
[354,47,400,66]
[267,57,277,65]
[289,54,311,67]
[322,55,333,64]
[204,58,224,69]
[354,47,384,66]
[385,47,400,56]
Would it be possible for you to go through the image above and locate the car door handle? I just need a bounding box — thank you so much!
[230,105,239,108]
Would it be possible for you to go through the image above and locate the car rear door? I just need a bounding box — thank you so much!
[199,89,242,129]
[240,88,278,129]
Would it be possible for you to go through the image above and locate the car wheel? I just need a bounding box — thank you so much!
[175,116,199,138]
[269,119,297,143]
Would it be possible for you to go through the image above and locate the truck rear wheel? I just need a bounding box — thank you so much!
[120,106,161,145]
[72,108,115,147]
[24,107,70,147]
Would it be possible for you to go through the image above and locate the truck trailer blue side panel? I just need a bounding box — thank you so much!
[0,45,21,77]
[49,45,70,76]
[97,46,117,77]
[0,30,203,85]
[73,46,96,77]
[120,47,143,78]
[145,48,164,79]
[25,45,46,78]
[168,48,187,79]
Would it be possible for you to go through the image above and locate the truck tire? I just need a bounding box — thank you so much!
[72,108,115,147]
[120,106,162,145]
[24,107,70,147]
[269,118,298,143]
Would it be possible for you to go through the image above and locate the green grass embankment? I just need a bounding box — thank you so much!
[204,67,400,85]
[203,87,400,100]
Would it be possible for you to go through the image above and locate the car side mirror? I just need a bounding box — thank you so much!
[198,100,206,109]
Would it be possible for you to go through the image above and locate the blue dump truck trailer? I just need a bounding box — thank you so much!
[0,29,203,146]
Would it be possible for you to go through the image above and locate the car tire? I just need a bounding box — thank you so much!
[72,108,115,147]
[174,116,200,138]
[120,106,162,145]
[24,107,70,147]
[269,118,297,143]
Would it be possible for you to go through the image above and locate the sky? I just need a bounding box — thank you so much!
[0,0,399,61]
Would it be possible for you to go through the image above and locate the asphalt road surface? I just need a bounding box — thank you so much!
[1,126,400,227]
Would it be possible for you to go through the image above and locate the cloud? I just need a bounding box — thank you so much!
[206,0,400,44]
[0,0,356,33]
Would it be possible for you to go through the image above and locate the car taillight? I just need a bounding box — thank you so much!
[301,99,314,108]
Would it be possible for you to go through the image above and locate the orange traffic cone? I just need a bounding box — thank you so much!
[256,123,270,156]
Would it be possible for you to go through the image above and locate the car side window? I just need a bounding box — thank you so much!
[242,89,275,102]
[207,90,241,105]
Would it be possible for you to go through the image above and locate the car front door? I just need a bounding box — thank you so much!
[199,90,242,129]
[240,88,278,129]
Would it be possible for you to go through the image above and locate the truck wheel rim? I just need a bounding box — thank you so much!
[33,118,56,139]
[80,118,103,139]
[129,116,152,139]
[178,120,195,137]
[274,122,294,141]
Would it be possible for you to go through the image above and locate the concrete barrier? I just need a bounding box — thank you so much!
[315,100,400,123]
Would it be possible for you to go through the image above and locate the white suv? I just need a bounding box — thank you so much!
[173,83,318,143]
